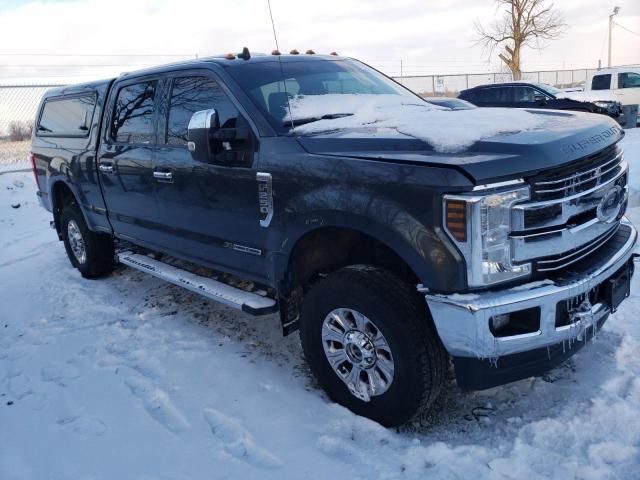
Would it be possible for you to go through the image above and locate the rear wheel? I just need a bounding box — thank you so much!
[60,204,115,278]
[299,266,448,427]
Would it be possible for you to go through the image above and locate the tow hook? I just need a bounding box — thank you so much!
[633,253,640,263]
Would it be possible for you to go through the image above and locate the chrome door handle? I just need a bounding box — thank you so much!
[153,171,173,181]
[99,164,114,173]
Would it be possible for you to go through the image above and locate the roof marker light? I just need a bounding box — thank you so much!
[225,53,236,60]
[330,51,338,56]
[305,49,315,54]
[271,49,281,55]
[289,49,299,55]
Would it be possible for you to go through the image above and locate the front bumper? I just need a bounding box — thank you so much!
[425,218,637,388]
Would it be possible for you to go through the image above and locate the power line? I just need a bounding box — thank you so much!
[0,64,161,68]
[614,22,640,37]
[0,52,198,57]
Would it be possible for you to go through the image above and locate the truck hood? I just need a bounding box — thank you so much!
[295,110,624,184]
[556,90,620,103]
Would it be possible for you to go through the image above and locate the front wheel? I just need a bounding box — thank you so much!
[299,266,448,427]
[60,204,115,278]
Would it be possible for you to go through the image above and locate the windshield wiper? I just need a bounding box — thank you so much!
[285,113,353,127]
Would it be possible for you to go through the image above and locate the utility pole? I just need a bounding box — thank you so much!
[608,6,620,67]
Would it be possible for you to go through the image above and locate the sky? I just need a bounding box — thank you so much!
[0,0,637,83]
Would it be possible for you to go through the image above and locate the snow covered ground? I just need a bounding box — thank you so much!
[1,130,639,480]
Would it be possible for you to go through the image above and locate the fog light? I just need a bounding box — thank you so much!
[491,308,541,337]
[490,313,510,333]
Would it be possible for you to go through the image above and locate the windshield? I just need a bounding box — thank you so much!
[535,83,562,96]
[226,58,420,133]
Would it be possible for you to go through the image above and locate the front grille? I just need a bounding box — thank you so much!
[533,223,623,273]
[530,145,623,201]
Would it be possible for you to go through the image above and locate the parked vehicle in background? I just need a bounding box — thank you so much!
[561,68,640,127]
[423,97,476,110]
[458,82,621,119]
[31,51,637,427]
[580,68,640,106]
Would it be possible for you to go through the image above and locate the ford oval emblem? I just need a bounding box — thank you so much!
[596,185,623,223]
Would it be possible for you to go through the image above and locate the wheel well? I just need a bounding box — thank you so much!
[51,181,77,235]
[288,227,419,290]
[277,227,424,335]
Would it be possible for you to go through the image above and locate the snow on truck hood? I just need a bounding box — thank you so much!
[289,94,624,183]
[287,94,548,153]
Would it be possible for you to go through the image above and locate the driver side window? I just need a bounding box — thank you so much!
[165,76,238,145]
[512,86,537,102]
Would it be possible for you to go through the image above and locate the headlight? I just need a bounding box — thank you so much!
[444,182,531,287]
[593,101,618,112]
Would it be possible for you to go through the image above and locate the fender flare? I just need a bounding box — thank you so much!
[48,175,94,234]
[269,208,460,292]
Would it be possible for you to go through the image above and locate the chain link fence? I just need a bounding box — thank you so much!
[0,84,62,172]
[393,66,640,97]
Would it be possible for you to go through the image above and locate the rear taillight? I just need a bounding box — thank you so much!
[30,153,42,192]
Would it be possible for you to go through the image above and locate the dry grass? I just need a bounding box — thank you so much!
[0,140,31,171]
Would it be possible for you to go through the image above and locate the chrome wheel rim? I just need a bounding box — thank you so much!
[67,219,86,264]
[321,308,395,402]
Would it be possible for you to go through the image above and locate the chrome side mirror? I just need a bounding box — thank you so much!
[187,109,219,162]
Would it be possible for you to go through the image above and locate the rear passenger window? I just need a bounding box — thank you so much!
[474,87,507,103]
[37,95,96,136]
[166,76,238,145]
[591,74,611,91]
[112,81,157,144]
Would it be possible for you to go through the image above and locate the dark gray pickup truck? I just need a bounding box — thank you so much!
[31,51,637,426]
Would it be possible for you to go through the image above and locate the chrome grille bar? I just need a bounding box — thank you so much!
[534,225,619,272]
[531,147,623,201]
[534,154,623,194]
[535,151,622,187]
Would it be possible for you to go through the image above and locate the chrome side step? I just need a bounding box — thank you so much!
[116,252,278,316]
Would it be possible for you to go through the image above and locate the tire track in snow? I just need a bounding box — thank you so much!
[203,408,282,468]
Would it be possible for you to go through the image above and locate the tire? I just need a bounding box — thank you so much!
[60,204,115,278]
[299,265,448,427]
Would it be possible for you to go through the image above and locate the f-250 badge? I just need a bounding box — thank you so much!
[256,172,273,228]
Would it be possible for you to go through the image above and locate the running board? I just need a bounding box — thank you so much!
[116,252,278,316]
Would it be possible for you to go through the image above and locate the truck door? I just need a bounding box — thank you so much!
[152,72,267,280]
[616,71,640,106]
[97,77,165,244]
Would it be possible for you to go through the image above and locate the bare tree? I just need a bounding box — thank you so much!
[475,0,566,80]
[8,121,33,142]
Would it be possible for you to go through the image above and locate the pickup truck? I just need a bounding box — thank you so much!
[562,68,640,126]
[31,51,638,427]
[584,67,640,106]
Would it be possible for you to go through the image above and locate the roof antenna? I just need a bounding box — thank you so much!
[267,0,294,130]
[267,0,280,53]
[237,47,251,60]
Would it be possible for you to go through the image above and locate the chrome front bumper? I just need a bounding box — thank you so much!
[425,218,637,359]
